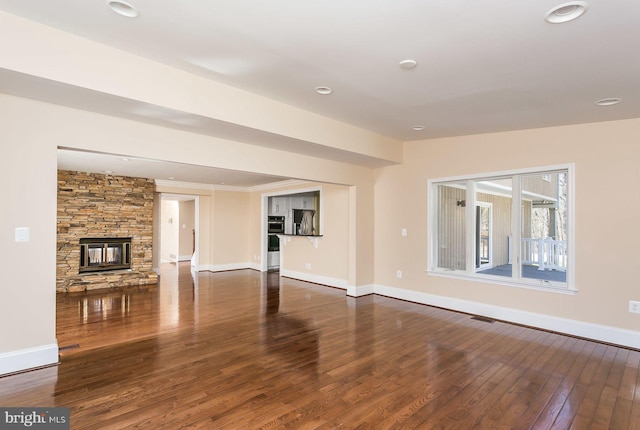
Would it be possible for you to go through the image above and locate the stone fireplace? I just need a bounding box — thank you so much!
[57,170,158,292]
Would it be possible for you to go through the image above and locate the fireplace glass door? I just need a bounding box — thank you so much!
[79,238,131,273]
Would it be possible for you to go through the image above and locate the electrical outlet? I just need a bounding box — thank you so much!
[305,263,311,270]
[396,270,402,279]
[401,228,407,237]
[629,301,640,314]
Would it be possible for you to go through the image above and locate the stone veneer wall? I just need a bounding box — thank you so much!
[57,170,158,292]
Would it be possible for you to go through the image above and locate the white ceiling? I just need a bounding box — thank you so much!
[2,0,640,186]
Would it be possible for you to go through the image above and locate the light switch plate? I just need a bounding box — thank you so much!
[15,227,30,242]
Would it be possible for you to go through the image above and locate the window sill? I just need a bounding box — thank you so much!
[427,269,577,295]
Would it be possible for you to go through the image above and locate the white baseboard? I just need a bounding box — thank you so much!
[178,254,193,262]
[373,284,640,350]
[347,284,375,297]
[0,343,59,376]
[280,269,348,290]
[247,262,261,271]
[197,262,253,272]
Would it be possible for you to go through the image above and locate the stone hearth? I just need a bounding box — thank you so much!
[57,170,158,292]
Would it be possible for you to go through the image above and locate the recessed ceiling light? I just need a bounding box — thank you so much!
[412,125,425,131]
[104,170,113,174]
[169,176,175,180]
[122,158,129,162]
[399,59,417,70]
[107,0,139,18]
[596,98,621,106]
[545,2,588,24]
[315,86,333,95]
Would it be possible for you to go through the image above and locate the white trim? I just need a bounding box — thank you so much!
[248,180,311,192]
[280,269,348,290]
[247,262,262,271]
[372,284,640,350]
[346,284,375,297]
[429,163,574,184]
[476,201,492,269]
[155,179,310,193]
[197,262,254,272]
[565,166,576,290]
[465,180,476,275]
[0,343,59,376]
[155,179,214,191]
[178,254,193,262]
[428,269,575,294]
[261,184,320,197]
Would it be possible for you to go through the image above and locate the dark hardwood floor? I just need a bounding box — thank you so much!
[2,262,640,429]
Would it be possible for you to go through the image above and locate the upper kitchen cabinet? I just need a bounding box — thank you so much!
[290,193,315,210]
[268,196,289,215]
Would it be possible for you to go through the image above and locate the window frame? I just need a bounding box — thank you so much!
[427,163,576,294]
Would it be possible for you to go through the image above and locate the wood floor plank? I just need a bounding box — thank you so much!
[1,263,639,429]
[531,339,595,429]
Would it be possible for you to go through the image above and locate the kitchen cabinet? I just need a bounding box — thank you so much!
[270,193,314,216]
[269,196,288,216]
[290,194,314,210]
[289,196,302,211]
[301,195,314,209]
[267,251,280,269]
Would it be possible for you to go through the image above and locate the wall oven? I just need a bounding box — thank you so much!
[267,216,285,234]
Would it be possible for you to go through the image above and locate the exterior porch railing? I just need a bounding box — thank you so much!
[521,237,567,271]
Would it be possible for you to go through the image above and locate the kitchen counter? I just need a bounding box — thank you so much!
[277,234,323,248]
[277,234,323,237]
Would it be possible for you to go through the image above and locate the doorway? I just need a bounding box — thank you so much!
[158,194,198,268]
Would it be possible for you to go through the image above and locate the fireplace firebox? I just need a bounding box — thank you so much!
[79,237,132,273]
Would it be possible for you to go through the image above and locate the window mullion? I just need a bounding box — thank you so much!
[465,180,476,275]
[511,175,522,279]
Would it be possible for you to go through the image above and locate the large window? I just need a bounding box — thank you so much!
[428,165,574,292]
